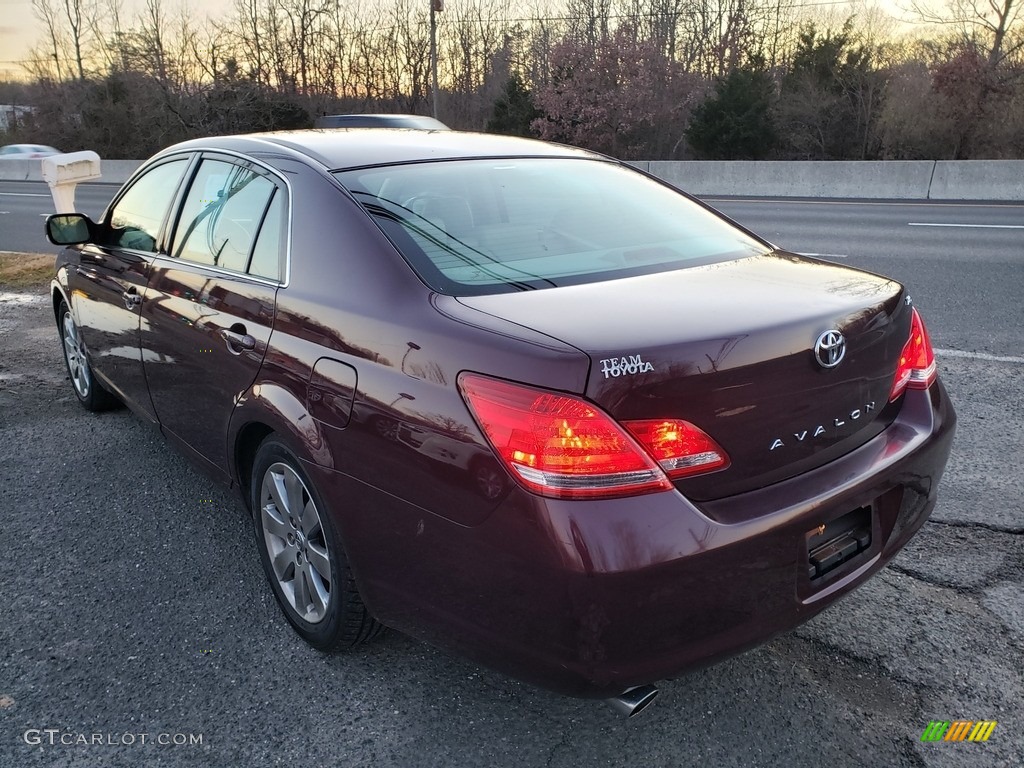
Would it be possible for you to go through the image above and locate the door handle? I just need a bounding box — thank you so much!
[220,327,256,353]
[122,289,142,309]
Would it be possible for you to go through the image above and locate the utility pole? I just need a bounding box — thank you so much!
[430,0,442,119]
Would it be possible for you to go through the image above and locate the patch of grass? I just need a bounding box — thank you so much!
[0,252,55,290]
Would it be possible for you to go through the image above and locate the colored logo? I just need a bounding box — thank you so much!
[920,720,997,742]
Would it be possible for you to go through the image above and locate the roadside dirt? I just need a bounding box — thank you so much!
[0,251,54,290]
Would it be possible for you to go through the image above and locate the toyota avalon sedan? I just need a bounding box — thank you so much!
[45,130,955,715]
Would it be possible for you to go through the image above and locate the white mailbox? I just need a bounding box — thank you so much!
[41,151,102,213]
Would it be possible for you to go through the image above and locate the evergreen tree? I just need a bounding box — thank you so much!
[686,61,778,159]
[486,75,539,137]
[778,22,883,159]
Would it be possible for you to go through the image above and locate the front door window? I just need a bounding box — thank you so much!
[103,159,189,252]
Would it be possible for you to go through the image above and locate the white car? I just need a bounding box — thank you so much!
[0,143,60,159]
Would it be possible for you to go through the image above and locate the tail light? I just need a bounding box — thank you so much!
[623,420,729,478]
[889,308,936,402]
[458,373,728,499]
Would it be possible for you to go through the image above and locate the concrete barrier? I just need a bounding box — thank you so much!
[4,156,1024,199]
[0,159,42,181]
[929,160,1024,200]
[647,160,939,199]
[0,158,141,183]
[100,159,144,181]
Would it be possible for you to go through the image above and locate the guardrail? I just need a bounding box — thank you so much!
[3,157,1023,200]
[632,160,1024,201]
[0,159,142,184]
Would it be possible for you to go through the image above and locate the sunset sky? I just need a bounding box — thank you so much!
[0,0,937,83]
[0,0,233,80]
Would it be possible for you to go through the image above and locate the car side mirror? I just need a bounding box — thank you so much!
[45,213,94,245]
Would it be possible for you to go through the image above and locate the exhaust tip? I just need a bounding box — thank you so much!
[605,684,659,718]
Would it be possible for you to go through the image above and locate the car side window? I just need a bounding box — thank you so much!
[247,190,284,281]
[103,158,189,252]
[172,159,280,276]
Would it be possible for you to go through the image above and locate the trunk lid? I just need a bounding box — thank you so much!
[456,252,911,502]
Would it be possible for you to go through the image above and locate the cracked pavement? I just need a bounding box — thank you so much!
[1,284,1021,768]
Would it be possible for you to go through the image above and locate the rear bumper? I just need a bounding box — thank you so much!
[307,380,955,697]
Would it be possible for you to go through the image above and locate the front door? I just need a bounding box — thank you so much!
[68,157,191,418]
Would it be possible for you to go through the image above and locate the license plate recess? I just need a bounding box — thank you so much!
[806,506,872,580]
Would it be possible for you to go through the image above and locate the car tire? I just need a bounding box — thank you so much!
[251,437,383,650]
[57,299,119,411]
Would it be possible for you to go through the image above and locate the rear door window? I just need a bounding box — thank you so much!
[171,158,283,278]
[247,191,284,281]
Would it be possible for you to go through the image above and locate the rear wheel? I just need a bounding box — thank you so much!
[251,438,383,649]
[471,457,506,500]
[58,299,118,411]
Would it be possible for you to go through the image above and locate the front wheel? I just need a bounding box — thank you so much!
[251,438,383,650]
[57,299,118,411]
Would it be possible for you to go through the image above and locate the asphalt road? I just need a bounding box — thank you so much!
[0,186,1022,768]
[706,196,1024,358]
[0,181,115,254]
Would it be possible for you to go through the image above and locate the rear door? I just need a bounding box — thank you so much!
[68,156,191,418]
[140,154,286,476]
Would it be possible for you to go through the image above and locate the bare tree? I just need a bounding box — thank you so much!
[31,0,67,80]
[911,0,1022,65]
[565,0,613,49]
[139,0,170,83]
[278,0,330,93]
[232,0,268,84]
[90,0,128,72]
[63,0,96,79]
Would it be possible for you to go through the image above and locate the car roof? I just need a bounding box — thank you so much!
[158,129,605,171]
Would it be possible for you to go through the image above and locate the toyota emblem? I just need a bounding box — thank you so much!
[814,330,846,369]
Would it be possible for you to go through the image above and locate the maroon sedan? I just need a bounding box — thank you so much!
[45,130,955,716]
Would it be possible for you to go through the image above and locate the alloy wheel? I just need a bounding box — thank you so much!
[62,311,91,399]
[259,462,332,623]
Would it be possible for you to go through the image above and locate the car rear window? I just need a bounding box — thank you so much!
[334,158,768,296]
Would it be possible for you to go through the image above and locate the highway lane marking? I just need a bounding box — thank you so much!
[704,197,1024,209]
[0,192,50,197]
[936,348,1024,364]
[907,222,1024,229]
